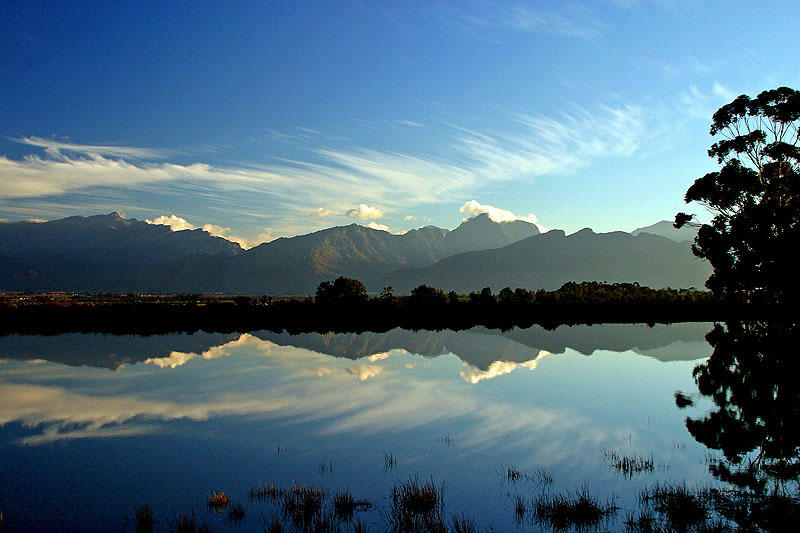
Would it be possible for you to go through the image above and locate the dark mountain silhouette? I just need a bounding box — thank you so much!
[444,213,539,254]
[0,213,710,294]
[632,220,698,242]
[0,213,241,291]
[383,228,711,293]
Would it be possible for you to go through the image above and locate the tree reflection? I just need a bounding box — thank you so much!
[675,320,800,530]
[686,321,800,492]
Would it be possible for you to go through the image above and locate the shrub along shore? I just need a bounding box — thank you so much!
[0,281,792,335]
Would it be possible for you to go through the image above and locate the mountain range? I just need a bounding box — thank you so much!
[0,212,709,294]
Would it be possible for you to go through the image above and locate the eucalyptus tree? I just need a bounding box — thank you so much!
[676,87,800,303]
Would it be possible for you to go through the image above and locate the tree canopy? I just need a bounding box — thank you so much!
[315,276,368,304]
[676,87,800,303]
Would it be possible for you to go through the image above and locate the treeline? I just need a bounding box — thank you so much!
[3,279,777,336]
[315,278,714,306]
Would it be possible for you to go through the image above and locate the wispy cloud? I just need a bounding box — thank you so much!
[16,136,168,160]
[2,102,647,237]
[434,2,605,40]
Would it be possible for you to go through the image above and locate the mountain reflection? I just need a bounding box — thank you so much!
[0,322,712,372]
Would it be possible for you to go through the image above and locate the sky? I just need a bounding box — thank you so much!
[1,1,798,247]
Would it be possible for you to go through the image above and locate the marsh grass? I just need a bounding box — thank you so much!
[207,491,229,511]
[528,468,554,486]
[332,488,372,521]
[389,475,446,532]
[514,495,527,523]
[262,515,284,533]
[505,466,522,482]
[282,484,326,527]
[604,450,655,478]
[134,504,155,532]
[384,452,397,472]
[249,482,280,501]
[533,487,617,531]
[227,502,245,523]
[173,511,211,533]
[449,513,476,533]
[641,485,708,526]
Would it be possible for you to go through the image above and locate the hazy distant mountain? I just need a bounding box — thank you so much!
[0,213,709,294]
[444,213,539,254]
[383,228,711,293]
[632,220,698,242]
[227,223,452,294]
[0,213,240,291]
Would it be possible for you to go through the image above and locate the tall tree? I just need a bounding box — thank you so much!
[676,87,800,303]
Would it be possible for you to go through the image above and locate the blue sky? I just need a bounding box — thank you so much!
[1,1,798,246]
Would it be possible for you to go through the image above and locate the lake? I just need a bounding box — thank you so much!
[0,322,783,531]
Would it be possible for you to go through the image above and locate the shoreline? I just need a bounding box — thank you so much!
[0,301,790,335]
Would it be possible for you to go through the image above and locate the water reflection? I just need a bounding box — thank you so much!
[686,321,800,489]
[0,324,716,531]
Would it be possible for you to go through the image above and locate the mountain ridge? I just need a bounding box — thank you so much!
[0,214,709,294]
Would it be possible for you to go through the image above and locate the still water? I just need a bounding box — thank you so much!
[0,323,727,531]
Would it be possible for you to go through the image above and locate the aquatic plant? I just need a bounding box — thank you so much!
[173,511,211,533]
[227,501,245,523]
[134,503,155,531]
[514,495,527,523]
[604,450,655,478]
[389,475,446,532]
[383,451,397,472]
[207,490,229,511]
[640,484,709,530]
[249,482,280,501]
[450,512,476,533]
[533,487,617,531]
[332,488,371,521]
[262,515,284,533]
[505,466,522,482]
[282,484,326,528]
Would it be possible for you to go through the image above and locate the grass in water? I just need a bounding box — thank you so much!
[249,482,280,501]
[389,475,446,532]
[384,451,397,472]
[227,501,245,523]
[206,490,229,511]
[533,487,617,531]
[450,512,476,533]
[134,504,155,532]
[604,450,655,478]
[282,484,326,528]
[332,488,372,521]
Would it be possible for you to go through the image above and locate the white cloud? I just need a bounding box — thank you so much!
[145,214,274,249]
[310,207,335,217]
[346,203,384,220]
[146,214,197,231]
[2,102,646,237]
[460,351,551,384]
[459,200,548,231]
[404,215,415,221]
[712,83,736,102]
[367,221,391,232]
[346,364,384,381]
[17,136,167,160]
